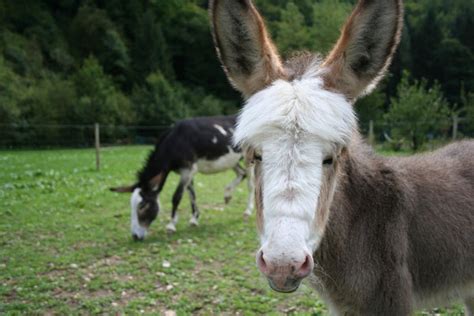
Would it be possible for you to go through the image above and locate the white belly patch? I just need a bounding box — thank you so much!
[197,147,241,174]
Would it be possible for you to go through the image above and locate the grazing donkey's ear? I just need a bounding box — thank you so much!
[210,0,285,98]
[148,173,164,192]
[322,0,403,100]
[110,185,137,193]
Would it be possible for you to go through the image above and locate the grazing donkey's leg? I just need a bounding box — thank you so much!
[166,165,197,233]
[243,164,255,219]
[224,164,246,204]
[187,179,199,227]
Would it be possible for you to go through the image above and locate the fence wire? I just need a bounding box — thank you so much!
[0,124,170,148]
[0,120,472,149]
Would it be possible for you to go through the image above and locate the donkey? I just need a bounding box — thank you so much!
[211,0,474,314]
[111,115,254,240]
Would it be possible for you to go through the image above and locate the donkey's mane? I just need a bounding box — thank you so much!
[283,52,323,81]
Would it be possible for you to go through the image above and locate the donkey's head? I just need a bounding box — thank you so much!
[211,0,403,292]
[111,173,165,240]
[129,187,159,240]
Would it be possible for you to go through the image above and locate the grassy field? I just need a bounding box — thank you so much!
[0,146,465,315]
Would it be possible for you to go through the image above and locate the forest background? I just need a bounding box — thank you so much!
[1,0,473,149]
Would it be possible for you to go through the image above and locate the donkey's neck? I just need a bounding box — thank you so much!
[137,146,170,192]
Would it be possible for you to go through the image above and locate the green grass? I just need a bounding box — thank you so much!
[0,146,465,315]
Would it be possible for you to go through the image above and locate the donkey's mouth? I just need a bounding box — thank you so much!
[267,278,302,293]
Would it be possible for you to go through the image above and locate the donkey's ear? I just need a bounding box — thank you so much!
[322,0,403,100]
[148,173,164,192]
[210,0,285,97]
[110,185,136,193]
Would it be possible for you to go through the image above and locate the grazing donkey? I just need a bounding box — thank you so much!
[211,0,474,314]
[111,115,254,240]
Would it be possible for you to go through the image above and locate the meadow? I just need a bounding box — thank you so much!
[0,146,464,315]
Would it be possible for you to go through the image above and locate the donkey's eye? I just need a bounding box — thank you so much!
[253,153,262,162]
[323,157,334,165]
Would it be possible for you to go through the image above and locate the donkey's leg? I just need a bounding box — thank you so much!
[360,266,413,316]
[187,180,200,227]
[224,164,246,204]
[465,296,474,316]
[165,181,185,233]
[165,167,196,233]
[243,164,255,219]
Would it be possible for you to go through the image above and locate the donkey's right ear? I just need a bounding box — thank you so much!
[210,0,285,98]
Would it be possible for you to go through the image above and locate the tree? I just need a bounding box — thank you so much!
[70,5,129,85]
[0,57,22,125]
[384,72,451,150]
[72,56,133,125]
[355,86,386,137]
[274,2,312,55]
[130,10,173,84]
[434,38,474,105]
[311,0,351,54]
[132,71,188,126]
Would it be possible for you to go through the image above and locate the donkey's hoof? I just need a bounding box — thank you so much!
[189,217,199,227]
[224,196,232,204]
[166,223,177,234]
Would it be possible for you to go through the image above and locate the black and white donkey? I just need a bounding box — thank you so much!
[111,115,254,240]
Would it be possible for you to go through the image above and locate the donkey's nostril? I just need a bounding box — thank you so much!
[294,254,313,278]
[257,250,268,274]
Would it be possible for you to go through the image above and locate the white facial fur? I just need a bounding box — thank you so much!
[130,188,147,239]
[234,71,356,257]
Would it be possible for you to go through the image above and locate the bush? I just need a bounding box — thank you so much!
[384,71,451,150]
[72,56,133,125]
[132,71,188,127]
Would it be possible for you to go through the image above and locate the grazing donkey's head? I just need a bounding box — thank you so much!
[111,172,165,241]
[211,0,403,292]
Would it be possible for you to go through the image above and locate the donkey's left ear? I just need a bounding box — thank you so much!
[210,0,285,98]
[322,0,403,100]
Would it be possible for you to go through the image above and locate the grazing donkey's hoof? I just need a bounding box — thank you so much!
[166,222,177,234]
[132,234,144,242]
[189,217,199,227]
[224,196,232,204]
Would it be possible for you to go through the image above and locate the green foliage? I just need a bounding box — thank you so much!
[0,57,22,125]
[274,0,351,55]
[130,10,173,84]
[405,0,474,104]
[384,72,451,150]
[311,0,352,54]
[274,2,312,55]
[0,0,473,146]
[355,86,386,137]
[1,30,43,76]
[73,56,133,125]
[132,71,188,126]
[70,6,130,85]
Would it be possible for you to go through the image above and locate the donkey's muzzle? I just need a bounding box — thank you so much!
[267,277,302,293]
[257,249,314,293]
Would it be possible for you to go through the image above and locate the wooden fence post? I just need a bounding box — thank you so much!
[368,120,375,145]
[95,123,100,171]
[452,115,459,141]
